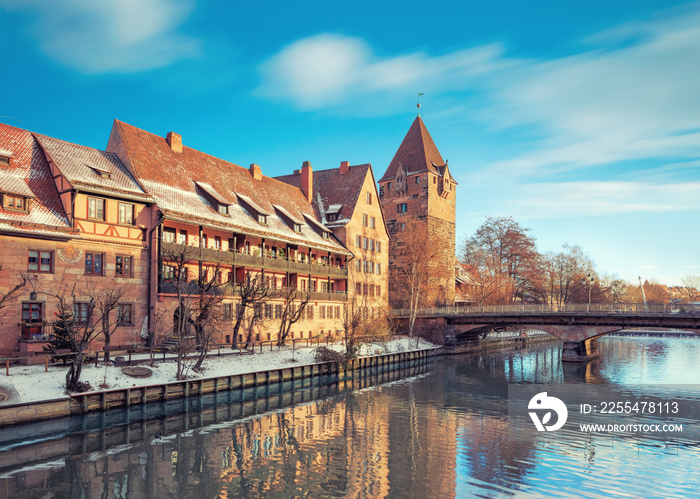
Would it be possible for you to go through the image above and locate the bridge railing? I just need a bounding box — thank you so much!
[390,303,700,318]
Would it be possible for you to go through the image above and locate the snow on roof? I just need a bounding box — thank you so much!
[303,212,331,233]
[195,181,232,205]
[0,123,71,229]
[326,204,343,214]
[35,133,150,200]
[272,204,303,225]
[236,193,272,216]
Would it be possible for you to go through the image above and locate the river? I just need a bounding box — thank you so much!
[1,336,699,498]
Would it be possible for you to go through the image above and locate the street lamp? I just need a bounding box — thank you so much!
[582,273,595,312]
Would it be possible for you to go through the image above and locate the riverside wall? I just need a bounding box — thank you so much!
[0,348,441,427]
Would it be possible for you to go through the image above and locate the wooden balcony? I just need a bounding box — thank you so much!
[161,242,348,278]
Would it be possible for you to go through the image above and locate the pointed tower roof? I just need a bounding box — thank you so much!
[379,116,445,182]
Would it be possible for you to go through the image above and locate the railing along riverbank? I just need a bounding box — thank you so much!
[391,303,700,318]
[0,347,441,427]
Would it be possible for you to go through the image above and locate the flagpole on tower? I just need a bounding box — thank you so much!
[417,92,424,116]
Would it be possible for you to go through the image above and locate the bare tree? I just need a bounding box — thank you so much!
[162,245,226,378]
[231,273,270,350]
[342,296,368,362]
[93,284,128,363]
[681,275,700,303]
[0,265,29,320]
[276,287,309,346]
[463,217,543,305]
[392,219,439,337]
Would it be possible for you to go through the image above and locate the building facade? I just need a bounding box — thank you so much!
[276,161,389,319]
[378,116,457,307]
[0,120,363,359]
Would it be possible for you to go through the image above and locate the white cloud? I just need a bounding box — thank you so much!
[493,181,700,219]
[258,5,700,174]
[256,33,508,110]
[1,0,199,73]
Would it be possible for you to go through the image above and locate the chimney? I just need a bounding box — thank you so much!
[339,161,350,174]
[300,161,313,203]
[249,163,262,181]
[166,132,182,153]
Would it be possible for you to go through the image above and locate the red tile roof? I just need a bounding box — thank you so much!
[0,123,75,238]
[111,120,350,254]
[379,116,446,182]
[276,163,372,227]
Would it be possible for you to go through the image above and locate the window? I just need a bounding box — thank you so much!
[362,214,368,226]
[294,223,302,233]
[335,306,340,319]
[369,284,375,297]
[377,241,381,253]
[366,192,372,204]
[163,265,176,281]
[323,232,329,239]
[117,303,133,325]
[275,304,282,319]
[163,227,176,243]
[356,260,362,272]
[307,306,314,319]
[369,239,374,252]
[28,250,52,273]
[356,235,361,247]
[258,214,267,225]
[376,263,381,275]
[218,204,229,215]
[88,197,105,220]
[179,230,188,245]
[363,283,368,295]
[115,255,132,276]
[370,217,375,229]
[388,182,391,189]
[4,195,27,212]
[85,253,103,275]
[22,302,42,323]
[223,303,232,321]
[254,303,263,319]
[264,304,273,319]
[327,214,337,221]
[416,176,420,183]
[433,176,437,184]
[74,303,90,324]
[118,203,134,225]
[369,261,375,273]
[376,285,381,298]
[320,306,326,319]
[363,237,368,250]
[397,203,407,213]
[214,236,221,249]
[202,234,208,248]
[0,154,10,166]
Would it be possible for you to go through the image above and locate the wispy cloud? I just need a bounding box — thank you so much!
[0,0,200,73]
[258,4,700,174]
[256,33,509,111]
[484,181,700,219]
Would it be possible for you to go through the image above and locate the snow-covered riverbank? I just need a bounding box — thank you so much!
[0,337,437,405]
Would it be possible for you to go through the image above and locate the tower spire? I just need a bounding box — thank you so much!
[417,92,424,117]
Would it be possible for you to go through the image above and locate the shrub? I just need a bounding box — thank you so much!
[314,346,345,365]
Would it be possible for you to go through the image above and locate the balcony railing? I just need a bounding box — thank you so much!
[19,323,53,341]
[161,241,348,278]
[157,282,347,302]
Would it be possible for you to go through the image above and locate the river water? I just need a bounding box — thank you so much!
[1,337,699,498]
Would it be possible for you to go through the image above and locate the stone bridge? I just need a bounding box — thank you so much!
[391,303,700,362]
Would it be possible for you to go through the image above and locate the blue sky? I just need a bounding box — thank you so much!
[1,0,698,286]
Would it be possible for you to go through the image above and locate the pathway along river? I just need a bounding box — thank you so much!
[1,337,699,498]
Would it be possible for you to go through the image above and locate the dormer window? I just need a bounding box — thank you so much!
[3,194,28,212]
[323,232,329,240]
[294,223,302,233]
[258,214,267,225]
[218,204,229,215]
[327,214,337,221]
[89,166,112,179]
[0,155,10,167]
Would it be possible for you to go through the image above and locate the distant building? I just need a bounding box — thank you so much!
[378,117,457,306]
[277,161,389,318]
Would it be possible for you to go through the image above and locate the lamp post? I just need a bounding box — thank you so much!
[582,273,595,312]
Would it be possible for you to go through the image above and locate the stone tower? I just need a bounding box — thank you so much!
[379,116,456,306]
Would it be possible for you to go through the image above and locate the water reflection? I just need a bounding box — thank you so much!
[1,338,700,498]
